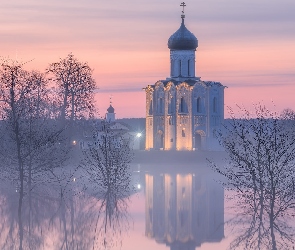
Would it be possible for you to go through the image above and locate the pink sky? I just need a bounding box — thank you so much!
[1,0,294,118]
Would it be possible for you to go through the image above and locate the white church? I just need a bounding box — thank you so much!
[144,5,225,151]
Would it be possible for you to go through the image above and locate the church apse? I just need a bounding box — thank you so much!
[145,170,224,250]
[144,4,225,151]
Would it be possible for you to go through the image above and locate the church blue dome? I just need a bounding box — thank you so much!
[107,104,114,113]
[168,19,198,50]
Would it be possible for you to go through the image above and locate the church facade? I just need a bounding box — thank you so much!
[144,12,225,151]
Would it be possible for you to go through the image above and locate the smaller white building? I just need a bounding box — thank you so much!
[79,104,143,150]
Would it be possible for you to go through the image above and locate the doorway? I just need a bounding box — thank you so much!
[194,133,202,150]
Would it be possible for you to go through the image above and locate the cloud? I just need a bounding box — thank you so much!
[95,87,143,93]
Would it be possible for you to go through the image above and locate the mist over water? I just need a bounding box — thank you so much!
[0,150,229,250]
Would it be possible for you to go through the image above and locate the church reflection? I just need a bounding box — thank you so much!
[145,169,224,249]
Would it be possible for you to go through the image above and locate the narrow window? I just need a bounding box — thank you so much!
[197,97,201,113]
[213,97,217,113]
[188,60,190,76]
[149,100,153,115]
[168,96,174,114]
[181,97,184,112]
[182,129,186,137]
[180,97,186,113]
[159,98,163,114]
[179,60,182,76]
[178,97,187,113]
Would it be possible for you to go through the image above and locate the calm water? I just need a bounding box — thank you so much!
[122,163,231,250]
[0,159,235,250]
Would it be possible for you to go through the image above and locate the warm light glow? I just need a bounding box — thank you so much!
[0,2,293,118]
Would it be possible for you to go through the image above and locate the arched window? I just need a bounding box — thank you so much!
[197,97,201,113]
[182,128,186,137]
[159,98,163,114]
[149,100,153,115]
[194,133,202,150]
[213,97,217,113]
[169,116,174,125]
[168,96,174,114]
[179,97,187,113]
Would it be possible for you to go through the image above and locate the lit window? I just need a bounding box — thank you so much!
[182,129,186,137]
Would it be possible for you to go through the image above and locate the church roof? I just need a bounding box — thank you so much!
[107,104,115,113]
[168,18,198,50]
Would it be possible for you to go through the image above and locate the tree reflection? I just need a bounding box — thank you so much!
[210,106,295,250]
[0,121,134,249]
[0,180,66,249]
[81,121,134,249]
[0,59,133,249]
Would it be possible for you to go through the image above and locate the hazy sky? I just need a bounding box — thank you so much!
[1,0,294,118]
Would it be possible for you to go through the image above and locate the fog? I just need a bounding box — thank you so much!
[1,58,295,250]
[0,151,227,250]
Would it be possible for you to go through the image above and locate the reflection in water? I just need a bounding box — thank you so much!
[81,125,134,250]
[0,179,94,250]
[0,161,224,249]
[145,169,224,250]
[0,166,133,250]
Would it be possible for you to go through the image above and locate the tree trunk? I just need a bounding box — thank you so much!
[62,83,69,126]
[18,166,24,250]
[270,175,277,250]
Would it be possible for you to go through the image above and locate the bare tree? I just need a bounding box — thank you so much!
[47,53,96,125]
[209,105,295,250]
[0,60,68,250]
[280,108,295,120]
[81,121,134,250]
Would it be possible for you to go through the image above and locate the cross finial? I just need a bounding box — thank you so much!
[109,95,113,105]
[180,2,186,13]
[180,2,186,19]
